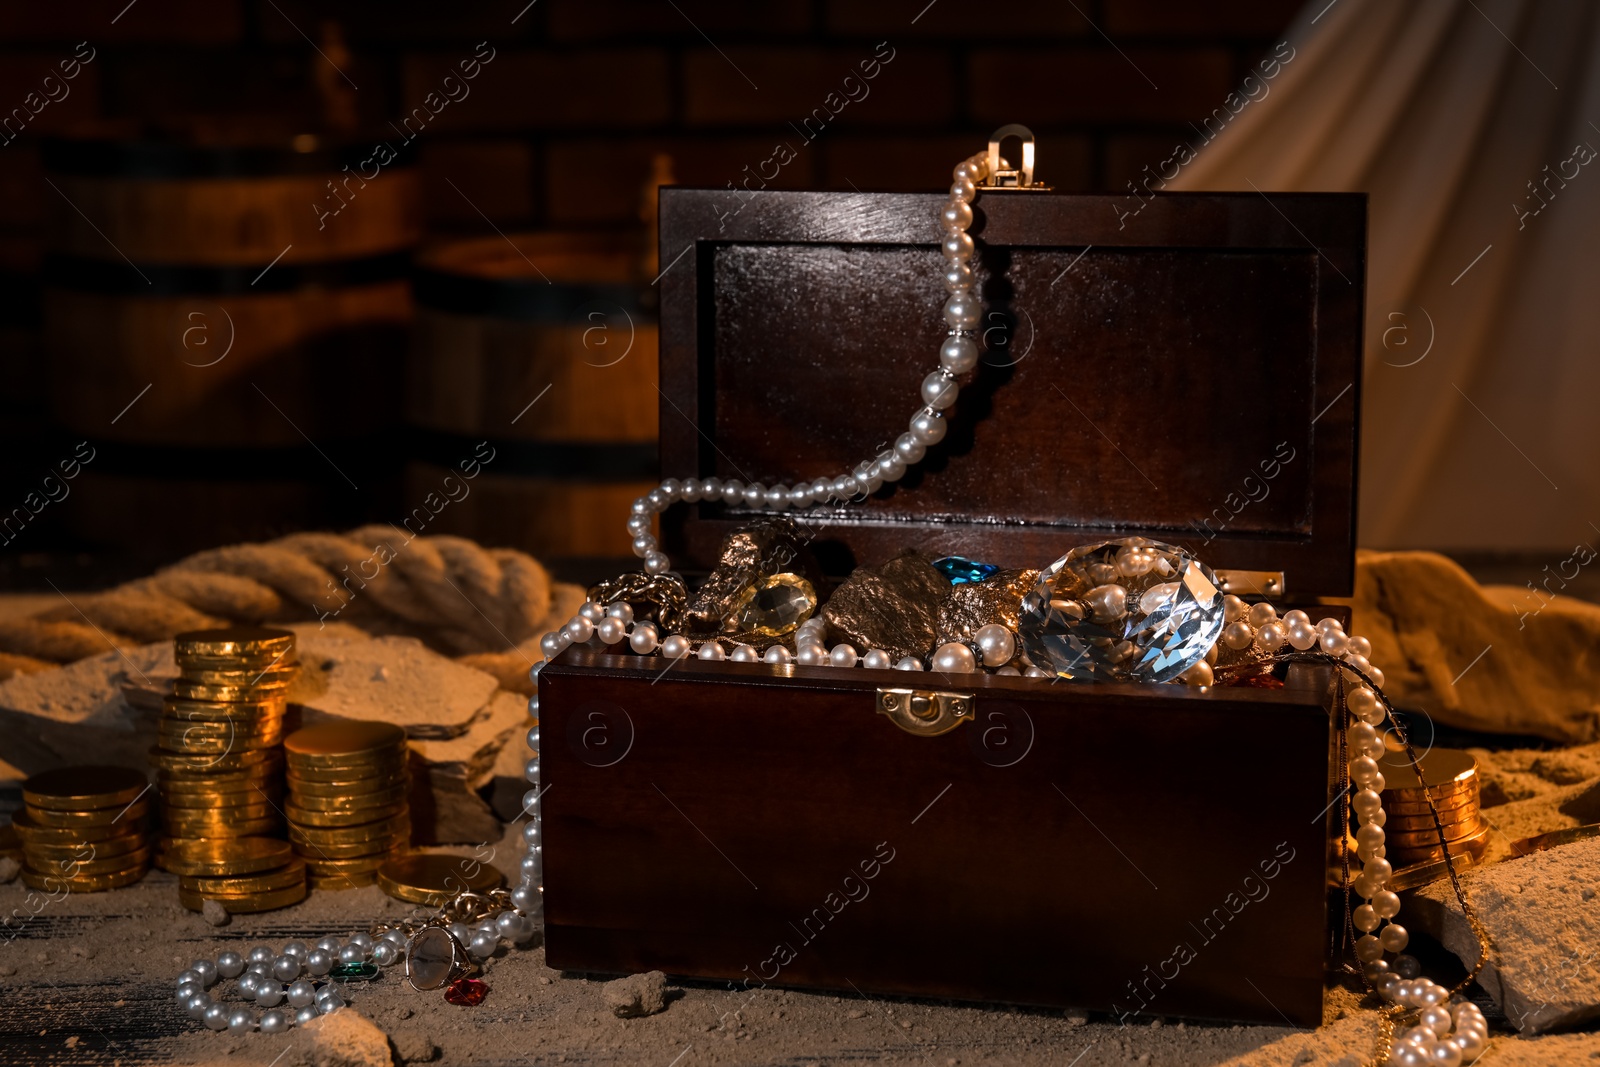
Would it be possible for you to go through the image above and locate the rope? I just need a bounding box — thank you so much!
[0,526,585,695]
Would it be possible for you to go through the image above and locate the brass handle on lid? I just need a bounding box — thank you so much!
[983,124,1051,191]
[876,688,975,737]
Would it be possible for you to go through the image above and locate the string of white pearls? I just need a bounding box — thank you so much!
[617,151,993,578]
[1384,989,1488,1065]
[1214,594,1414,992]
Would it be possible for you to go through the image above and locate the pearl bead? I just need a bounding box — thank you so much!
[271,954,300,982]
[1282,609,1310,629]
[186,993,212,1018]
[190,959,218,986]
[1356,822,1385,851]
[940,334,979,374]
[250,945,278,964]
[1286,621,1318,650]
[878,452,907,482]
[861,649,893,670]
[829,643,858,668]
[1354,903,1380,932]
[1348,635,1373,658]
[565,616,595,642]
[941,231,974,261]
[944,262,973,291]
[921,371,959,409]
[286,979,317,1008]
[237,973,261,997]
[941,200,973,230]
[701,476,722,496]
[228,1008,255,1034]
[1380,922,1408,953]
[1350,754,1380,784]
[950,177,975,202]
[644,551,670,574]
[974,623,1015,667]
[1316,617,1344,635]
[742,482,766,507]
[596,616,628,645]
[1369,665,1386,688]
[1180,660,1214,686]
[910,410,947,445]
[698,641,726,661]
[1372,890,1402,919]
[1222,594,1247,622]
[721,479,745,503]
[1353,788,1382,819]
[216,951,245,978]
[730,644,759,662]
[1223,620,1254,650]
[1355,934,1385,963]
[763,645,793,664]
[629,621,660,653]
[256,981,285,1007]
[203,1004,231,1031]
[579,601,607,622]
[630,496,651,515]
[1246,602,1277,628]
[678,479,702,503]
[895,432,928,463]
[931,642,976,673]
[305,950,333,976]
[796,643,827,665]
[540,631,570,658]
[953,161,978,183]
[788,484,815,507]
[942,294,981,331]
[1255,621,1287,650]
[260,1009,290,1034]
[1349,685,1383,724]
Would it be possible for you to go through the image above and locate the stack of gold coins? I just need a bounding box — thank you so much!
[153,627,297,871]
[283,720,411,890]
[166,837,308,913]
[15,766,153,892]
[1381,749,1489,870]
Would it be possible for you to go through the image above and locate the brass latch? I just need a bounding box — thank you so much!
[1214,569,1286,599]
[876,687,975,737]
[982,123,1051,192]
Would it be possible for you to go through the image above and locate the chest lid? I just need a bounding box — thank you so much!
[657,181,1365,598]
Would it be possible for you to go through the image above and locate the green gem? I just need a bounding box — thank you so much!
[331,961,380,981]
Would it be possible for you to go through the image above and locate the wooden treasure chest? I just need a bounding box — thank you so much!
[538,151,1365,1027]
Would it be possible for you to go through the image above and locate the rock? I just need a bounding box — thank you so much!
[602,971,669,1018]
[410,690,528,844]
[201,898,230,927]
[300,1009,394,1067]
[0,857,19,884]
[1342,551,1600,744]
[1408,836,1600,1034]
[389,1025,438,1064]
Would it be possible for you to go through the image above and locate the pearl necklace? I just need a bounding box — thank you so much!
[621,149,992,577]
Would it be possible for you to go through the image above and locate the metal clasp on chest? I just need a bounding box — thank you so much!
[876,687,975,737]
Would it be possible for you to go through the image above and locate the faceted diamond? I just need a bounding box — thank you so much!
[444,977,488,1006]
[330,961,379,981]
[406,927,460,991]
[728,573,817,638]
[1017,538,1224,683]
[932,555,1000,584]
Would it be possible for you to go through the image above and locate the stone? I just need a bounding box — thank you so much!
[602,970,669,1018]
[443,977,488,1006]
[0,857,18,884]
[932,555,1000,584]
[727,573,817,640]
[1340,550,1600,744]
[201,899,230,927]
[1407,835,1600,1034]
[1019,538,1224,683]
[299,1009,394,1067]
[823,552,949,661]
[389,1025,438,1064]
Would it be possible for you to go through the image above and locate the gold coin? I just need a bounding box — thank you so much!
[1386,824,1494,865]
[161,787,281,810]
[161,837,295,877]
[290,812,410,846]
[286,801,407,829]
[21,831,147,863]
[1382,786,1479,816]
[22,766,150,811]
[290,833,408,860]
[174,626,296,660]
[179,881,307,914]
[150,745,281,774]
[157,732,283,756]
[1508,823,1600,857]
[180,664,298,687]
[284,721,407,761]
[21,864,149,892]
[308,871,378,890]
[1385,803,1482,831]
[1388,851,1478,892]
[164,801,279,825]
[285,756,407,784]
[163,815,282,839]
[287,782,408,810]
[27,846,153,878]
[23,799,151,829]
[1386,817,1488,850]
[181,858,306,896]
[163,695,287,719]
[173,679,292,702]
[12,810,147,845]
[158,776,278,799]
[376,852,504,906]
[286,772,405,797]
[304,851,394,875]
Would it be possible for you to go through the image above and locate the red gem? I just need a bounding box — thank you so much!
[444,977,488,1006]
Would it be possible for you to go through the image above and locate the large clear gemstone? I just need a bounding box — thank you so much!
[1018,538,1224,683]
[727,573,817,638]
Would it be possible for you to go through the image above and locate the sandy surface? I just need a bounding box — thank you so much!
[3,822,1598,1067]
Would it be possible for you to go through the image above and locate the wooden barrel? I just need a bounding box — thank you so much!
[41,125,419,553]
[405,231,658,559]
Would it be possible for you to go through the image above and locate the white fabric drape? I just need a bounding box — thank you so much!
[1170,0,1600,550]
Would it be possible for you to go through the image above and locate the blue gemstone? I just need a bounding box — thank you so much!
[932,555,1000,584]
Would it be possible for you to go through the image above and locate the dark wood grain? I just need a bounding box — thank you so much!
[657,189,1364,597]
[541,651,1336,1027]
